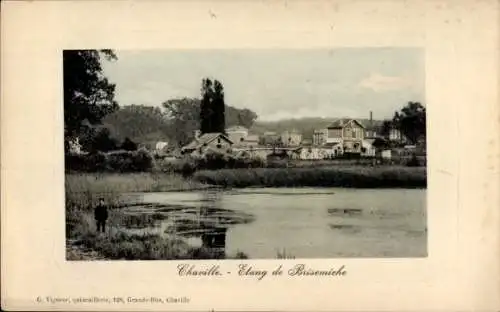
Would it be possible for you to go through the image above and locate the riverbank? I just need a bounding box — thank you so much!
[66,208,247,260]
[66,167,426,260]
[66,173,244,260]
[193,166,427,188]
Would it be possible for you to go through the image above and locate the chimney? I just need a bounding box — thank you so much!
[369,111,373,124]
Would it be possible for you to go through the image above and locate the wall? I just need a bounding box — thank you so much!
[227,130,248,143]
[204,137,232,153]
[327,128,342,139]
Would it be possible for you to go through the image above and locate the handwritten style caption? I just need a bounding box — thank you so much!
[177,263,347,281]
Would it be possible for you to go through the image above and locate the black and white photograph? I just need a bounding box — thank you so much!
[65,48,427,260]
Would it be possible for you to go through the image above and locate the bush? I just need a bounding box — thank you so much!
[121,137,138,151]
[156,153,266,176]
[66,150,153,173]
[406,153,421,167]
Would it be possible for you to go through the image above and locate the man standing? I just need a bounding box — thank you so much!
[94,198,108,233]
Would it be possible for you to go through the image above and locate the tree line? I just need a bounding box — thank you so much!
[63,49,425,155]
[63,50,257,154]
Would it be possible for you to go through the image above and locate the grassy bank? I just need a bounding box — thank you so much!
[66,209,245,260]
[65,172,212,210]
[193,166,427,188]
[66,173,248,260]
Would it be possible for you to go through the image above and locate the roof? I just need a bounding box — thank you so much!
[327,118,366,129]
[358,119,384,131]
[323,142,341,147]
[182,133,233,150]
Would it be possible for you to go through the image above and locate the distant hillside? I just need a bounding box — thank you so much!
[102,103,387,146]
[103,105,170,146]
[250,117,384,140]
[103,102,258,147]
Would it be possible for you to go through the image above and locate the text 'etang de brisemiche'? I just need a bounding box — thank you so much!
[177,263,347,280]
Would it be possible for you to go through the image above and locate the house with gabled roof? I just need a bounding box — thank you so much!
[182,132,234,155]
[326,118,366,154]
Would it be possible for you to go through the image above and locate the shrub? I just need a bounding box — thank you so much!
[406,153,421,167]
[66,150,153,173]
[121,137,138,151]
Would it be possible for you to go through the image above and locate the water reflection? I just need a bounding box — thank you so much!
[121,188,427,258]
[121,190,248,258]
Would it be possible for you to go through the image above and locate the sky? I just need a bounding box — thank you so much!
[101,48,425,121]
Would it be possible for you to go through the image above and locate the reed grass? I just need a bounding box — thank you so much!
[193,166,427,188]
[65,172,209,211]
[65,173,243,260]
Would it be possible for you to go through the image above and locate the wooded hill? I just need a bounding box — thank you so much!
[103,104,385,148]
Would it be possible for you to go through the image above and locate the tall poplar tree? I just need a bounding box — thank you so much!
[212,79,226,133]
[200,78,214,134]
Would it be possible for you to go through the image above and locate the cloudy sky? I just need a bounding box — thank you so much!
[102,48,425,121]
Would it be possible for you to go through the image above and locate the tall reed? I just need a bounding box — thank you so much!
[193,166,427,188]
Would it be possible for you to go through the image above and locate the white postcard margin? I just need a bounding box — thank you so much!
[1,0,499,311]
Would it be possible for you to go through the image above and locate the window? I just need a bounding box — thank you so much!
[217,138,221,144]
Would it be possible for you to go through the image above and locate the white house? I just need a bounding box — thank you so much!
[155,141,169,152]
[361,139,376,157]
[226,126,249,143]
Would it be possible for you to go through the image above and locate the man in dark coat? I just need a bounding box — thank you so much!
[94,198,108,233]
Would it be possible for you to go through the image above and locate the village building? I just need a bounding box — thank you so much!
[260,131,281,146]
[307,116,385,158]
[155,141,169,153]
[364,128,378,139]
[281,130,302,146]
[181,132,234,156]
[226,125,249,143]
[361,139,376,157]
[244,134,260,147]
[226,126,260,148]
[326,118,365,154]
[323,142,342,157]
[313,129,328,146]
[388,128,405,142]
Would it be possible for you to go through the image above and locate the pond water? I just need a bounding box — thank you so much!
[120,188,427,258]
